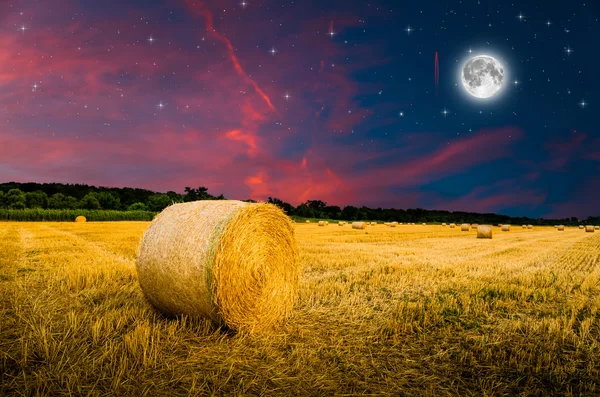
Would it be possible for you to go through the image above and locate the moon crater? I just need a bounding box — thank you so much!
[461,55,504,99]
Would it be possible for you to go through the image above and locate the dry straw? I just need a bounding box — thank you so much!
[318,221,327,226]
[596,226,600,230]
[442,223,446,226]
[449,223,456,228]
[558,225,565,231]
[502,225,511,232]
[477,225,492,239]
[585,225,594,233]
[75,216,87,223]
[522,225,527,229]
[352,222,367,230]
[527,225,533,229]
[579,225,584,229]
[471,224,478,229]
[371,222,377,226]
[136,200,299,333]
[305,220,310,223]
[461,224,469,231]
[388,223,397,228]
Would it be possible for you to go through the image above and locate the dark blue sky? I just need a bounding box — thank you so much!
[0,0,598,218]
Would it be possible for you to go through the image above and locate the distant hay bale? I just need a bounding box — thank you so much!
[554,225,558,228]
[471,224,478,228]
[596,226,600,230]
[305,220,310,223]
[449,223,456,228]
[558,225,564,231]
[527,225,533,229]
[370,222,377,226]
[75,216,87,223]
[352,222,367,230]
[522,225,527,228]
[461,224,469,231]
[477,225,492,239]
[586,226,594,233]
[136,200,299,333]
[318,221,326,226]
[579,225,584,229]
[502,225,511,232]
[388,223,397,228]
[442,223,446,226]
[422,223,426,225]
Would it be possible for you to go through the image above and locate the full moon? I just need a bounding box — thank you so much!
[461,55,504,99]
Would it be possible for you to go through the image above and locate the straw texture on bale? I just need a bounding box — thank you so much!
[502,225,511,232]
[136,200,299,333]
[527,225,533,229]
[461,224,469,231]
[75,216,87,223]
[352,222,367,230]
[586,225,594,233]
[477,225,492,239]
[558,225,564,231]
[318,221,326,226]
[449,223,456,228]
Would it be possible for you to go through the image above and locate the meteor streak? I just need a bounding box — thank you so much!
[434,51,439,96]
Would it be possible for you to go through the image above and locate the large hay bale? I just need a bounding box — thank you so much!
[527,225,533,229]
[449,223,456,228]
[558,225,564,231]
[461,224,469,231]
[136,200,299,333]
[477,225,492,239]
[75,216,87,223]
[586,225,594,233]
[502,225,511,232]
[352,222,367,230]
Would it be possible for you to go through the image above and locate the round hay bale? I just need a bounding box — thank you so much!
[477,225,492,239]
[388,223,397,228]
[527,225,533,229]
[318,221,326,226]
[585,225,594,233]
[461,224,469,231]
[75,215,87,223]
[305,220,310,223]
[136,200,299,333]
[522,225,527,229]
[595,226,599,230]
[352,222,367,230]
[422,223,426,226]
[558,225,564,231]
[449,223,456,228]
[370,222,377,226]
[442,223,446,226]
[579,225,584,229]
[471,224,478,229]
[502,225,511,232]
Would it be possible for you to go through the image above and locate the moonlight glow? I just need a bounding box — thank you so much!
[461,55,505,99]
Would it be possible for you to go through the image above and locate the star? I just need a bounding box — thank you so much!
[405,25,412,34]
[19,25,26,33]
[157,101,165,109]
[148,36,155,44]
[546,20,552,27]
[579,99,587,108]
[283,92,291,100]
[32,83,39,92]
[468,48,473,54]
[517,12,525,21]
[240,0,248,8]
[564,46,573,56]
[399,111,404,117]
[441,108,450,118]
[270,46,277,55]
[513,79,520,86]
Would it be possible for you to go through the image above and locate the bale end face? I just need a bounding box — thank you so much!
[318,221,327,226]
[579,225,584,229]
[502,225,511,232]
[585,226,594,233]
[558,225,565,231]
[449,223,456,228]
[461,224,469,231]
[477,225,492,239]
[352,222,367,230]
[136,200,299,334]
[75,216,87,223]
[527,225,533,229]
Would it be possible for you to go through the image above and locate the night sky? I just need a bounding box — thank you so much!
[1,0,599,218]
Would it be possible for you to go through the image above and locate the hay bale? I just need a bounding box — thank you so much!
[318,221,326,226]
[449,223,456,228]
[579,225,584,229]
[75,215,87,223]
[388,223,397,228]
[371,222,377,226]
[595,226,599,230]
[502,225,511,232]
[352,222,367,230]
[442,223,446,226]
[461,224,469,231]
[586,225,594,233]
[471,224,478,229]
[422,223,426,226]
[527,225,533,229]
[305,220,310,223]
[477,225,492,239]
[558,225,564,231]
[136,200,299,333]
[522,225,527,229]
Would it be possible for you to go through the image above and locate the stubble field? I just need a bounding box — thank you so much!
[1,222,599,396]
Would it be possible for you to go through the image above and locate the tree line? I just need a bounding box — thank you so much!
[0,182,596,225]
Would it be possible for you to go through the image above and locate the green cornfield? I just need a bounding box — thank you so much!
[0,209,156,222]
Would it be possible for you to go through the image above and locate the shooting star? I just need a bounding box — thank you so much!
[434,50,439,96]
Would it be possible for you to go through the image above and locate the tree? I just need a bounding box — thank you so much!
[184,186,213,202]
[147,194,171,211]
[341,205,359,221]
[25,190,49,209]
[166,191,184,203]
[295,203,314,218]
[0,191,4,208]
[96,191,120,210]
[306,200,326,211]
[49,193,78,209]
[127,202,148,211]
[267,197,294,214]
[6,189,26,209]
[79,193,101,210]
